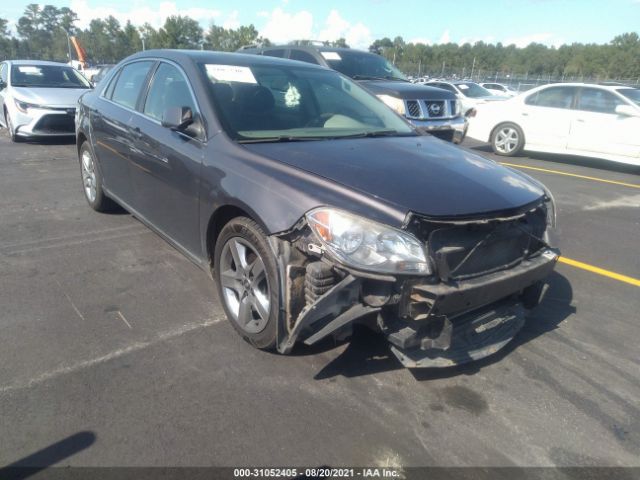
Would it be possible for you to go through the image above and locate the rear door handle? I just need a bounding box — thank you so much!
[576,118,585,123]
[132,126,143,138]
[521,112,528,116]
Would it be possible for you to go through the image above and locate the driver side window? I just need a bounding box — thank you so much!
[143,63,197,122]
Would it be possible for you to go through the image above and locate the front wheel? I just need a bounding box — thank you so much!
[214,217,279,350]
[491,122,525,156]
[5,109,20,142]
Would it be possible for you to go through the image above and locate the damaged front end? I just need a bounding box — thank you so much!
[269,200,558,368]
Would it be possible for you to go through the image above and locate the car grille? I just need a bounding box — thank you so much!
[406,100,421,118]
[404,99,457,119]
[33,113,75,134]
[424,100,445,118]
[411,206,548,282]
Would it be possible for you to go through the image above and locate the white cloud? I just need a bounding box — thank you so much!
[503,32,565,48]
[258,8,372,49]
[69,0,221,30]
[222,10,240,30]
[259,7,314,44]
[318,10,372,49]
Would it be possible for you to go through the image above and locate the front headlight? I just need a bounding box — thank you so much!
[377,94,406,116]
[544,188,557,228]
[14,99,41,114]
[306,208,430,275]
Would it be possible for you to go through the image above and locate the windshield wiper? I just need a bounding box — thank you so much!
[237,136,326,144]
[332,129,411,139]
[352,75,409,82]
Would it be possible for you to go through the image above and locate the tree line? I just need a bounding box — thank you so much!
[1,4,639,81]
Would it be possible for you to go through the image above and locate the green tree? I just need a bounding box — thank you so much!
[156,15,202,49]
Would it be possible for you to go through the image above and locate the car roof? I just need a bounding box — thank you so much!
[8,60,71,67]
[125,49,327,70]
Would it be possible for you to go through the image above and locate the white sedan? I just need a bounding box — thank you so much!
[466,83,640,166]
[479,82,518,97]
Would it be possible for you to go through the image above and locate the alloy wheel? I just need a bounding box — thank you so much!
[219,237,271,334]
[81,149,97,203]
[494,127,519,154]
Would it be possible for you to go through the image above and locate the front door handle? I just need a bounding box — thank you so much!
[132,126,143,139]
[521,112,528,116]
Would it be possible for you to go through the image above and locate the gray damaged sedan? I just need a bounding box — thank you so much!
[0,60,91,141]
[76,50,559,368]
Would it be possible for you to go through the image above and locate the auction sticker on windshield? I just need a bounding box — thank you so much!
[205,64,257,84]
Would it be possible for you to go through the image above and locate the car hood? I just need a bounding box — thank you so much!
[358,80,455,100]
[243,135,545,219]
[11,87,90,107]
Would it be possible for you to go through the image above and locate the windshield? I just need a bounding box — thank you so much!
[617,88,640,106]
[321,50,408,82]
[11,64,91,88]
[200,63,414,142]
[455,82,493,98]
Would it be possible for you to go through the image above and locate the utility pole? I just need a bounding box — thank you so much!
[441,61,445,77]
[470,56,476,80]
[63,28,73,65]
[141,37,146,51]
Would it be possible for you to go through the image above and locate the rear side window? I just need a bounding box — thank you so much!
[525,86,576,109]
[0,63,7,84]
[576,88,625,114]
[432,83,457,94]
[290,50,319,65]
[110,61,153,109]
[143,63,197,121]
[264,49,286,58]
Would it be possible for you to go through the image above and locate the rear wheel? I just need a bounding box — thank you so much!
[491,122,524,156]
[79,142,117,212]
[214,217,279,350]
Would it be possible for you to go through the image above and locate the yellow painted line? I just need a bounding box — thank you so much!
[499,162,640,189]
[558,257,640,287]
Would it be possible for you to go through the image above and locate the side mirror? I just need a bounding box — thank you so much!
[161,106,194,131]
[615,104,640,118]
[0,79,5,90]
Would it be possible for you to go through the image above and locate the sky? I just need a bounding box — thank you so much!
[1,0,639,50]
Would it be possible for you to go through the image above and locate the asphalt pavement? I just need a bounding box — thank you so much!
[0,132,639,469]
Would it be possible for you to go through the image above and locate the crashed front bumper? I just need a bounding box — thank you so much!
[274,243,558,368]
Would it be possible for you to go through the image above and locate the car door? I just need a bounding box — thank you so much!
[568,87,640,159]
[519,86,577,150]
[92,60,154,206]
[128,61,205,257]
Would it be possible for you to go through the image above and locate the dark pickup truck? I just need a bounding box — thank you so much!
[239,44,467,143]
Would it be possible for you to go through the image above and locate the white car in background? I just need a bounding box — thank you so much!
[480,82,518,97]
[427,80,508,116]
[466,83,640,165]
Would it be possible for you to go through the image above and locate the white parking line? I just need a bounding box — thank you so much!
[0,316,225,395]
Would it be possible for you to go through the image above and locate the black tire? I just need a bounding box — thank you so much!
[4,109,20,142]
[79,141,118,212]
[490,122,525,157]
[214,217,279,350]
